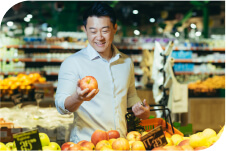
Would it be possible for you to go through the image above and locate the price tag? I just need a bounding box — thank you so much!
[13,129,42,151]
[11,93,22,104]
[141,125,167,150]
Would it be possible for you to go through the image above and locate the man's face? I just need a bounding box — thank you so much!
[84,16,117,54]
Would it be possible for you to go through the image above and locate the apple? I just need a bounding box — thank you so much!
[130,141,146,150]
[79,141,95,150]
[61,142,76,151]
[91,130,109,146]
[107,130,120,139]
[99,146,114,151]
[194,146,207,150]
[42,146,55,151]
[178,139,190,146]
[152,147,167,150]
[126,131,142,141]
[165,137,174,146]
[5,142,15,150]
[39,133,50,147]
[48,142,61,151]
[0,142,7,151]
[129,141,135,149]
[77,140,88,145]
[80,76,98,93]
[163,131,172,138]
[181,145,194,151]
[112,138,130,150]
[141,131,148,137]
[95,140,112,150]
[163,145,183,151]
[68,144,82,151]
[109,138,116,146]
[171,134,184,145]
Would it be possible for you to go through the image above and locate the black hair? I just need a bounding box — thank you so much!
[83,2,117,28]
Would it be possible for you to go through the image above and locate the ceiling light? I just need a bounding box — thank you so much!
[190,23,196,29]
[175,32,180,37]
[27,14,33,19]
[133,10,138,14]
[7,21,13,27]
[24,17,30,22]
[195,31,201,37]
[134,30,140,35]
[47,33,52,37]
[47,27,52,32]
[149,18,155,23]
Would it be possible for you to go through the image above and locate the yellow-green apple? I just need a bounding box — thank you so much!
[80,76,98,93]
[77,140,88,145]
[99,146,114,151]
[5,142,15,150]
[61,142,76,151]
[109,138,116,146]
[112,138,130,150]
[95,140,112,150]
[107,130,120,139]
[126,131,142,141]
[171,134,184,145]
[0,142,7,151]
[39,133,50,147]
[91,130,109,146]
[130,141,146,150]
[42,146,55,151]
[48,142,61,151]
[141,131,148,137]
[178,139,190,146]
[194,146,207,150]
[79,141,95,150]
[181,145,194,151]
[152,147,167,150]
[68,144,82,151]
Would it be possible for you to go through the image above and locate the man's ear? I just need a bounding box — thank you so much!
[114,23,118,34]
[82,26,87,33]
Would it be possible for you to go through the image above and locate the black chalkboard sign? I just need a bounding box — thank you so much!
[141,125,167,150]
[13,129,42,151]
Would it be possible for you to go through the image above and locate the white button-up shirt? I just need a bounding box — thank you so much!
[55,44,141,143]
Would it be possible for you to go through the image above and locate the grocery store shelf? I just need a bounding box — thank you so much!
[174,71,225,75]
[0,71,59,76]
[174,47,225,51]
[174,59,225,63]
[0,58,64,62]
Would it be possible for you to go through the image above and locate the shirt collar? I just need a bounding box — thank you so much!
[86,44,121,61]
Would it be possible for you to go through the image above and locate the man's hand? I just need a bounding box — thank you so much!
[76,79,99,101]
[132,99,151,120]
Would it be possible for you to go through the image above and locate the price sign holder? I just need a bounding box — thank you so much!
[141,125,167,150]
[11,93,22,104]
[13,129,42,151]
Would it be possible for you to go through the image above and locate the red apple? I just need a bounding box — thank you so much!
[112,138,130,150]
[107,130,120,139]
[77,140,88,146]
[91,130,109,146]
[126,131,142,141]
[68,144,82,151]
[178,139,190,146]
[194,146,208,150]
[95,140,112,150]
[80,76,98,93]
[61,142,76,151]
[130,141,146,150]
[79,141,95,150]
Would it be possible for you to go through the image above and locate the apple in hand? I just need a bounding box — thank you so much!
[131,141,146,150]
[39,133,50,147]
[79,141,95,150]
[48,142,61,151]
[107,130,120,139]
[80,76,98,93]
[91,130,109,146]
[112,138,130,150]
[61,142,76,151]
[126,131,142,141]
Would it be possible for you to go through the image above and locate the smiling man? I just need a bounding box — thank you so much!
[55,2,150,143]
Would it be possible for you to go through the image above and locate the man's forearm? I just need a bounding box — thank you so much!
[64,93,83,112]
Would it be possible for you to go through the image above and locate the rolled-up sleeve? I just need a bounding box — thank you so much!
[55,56,79,114]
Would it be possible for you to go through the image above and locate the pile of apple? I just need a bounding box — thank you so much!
[61,130,146,151]
[152,126,224,151]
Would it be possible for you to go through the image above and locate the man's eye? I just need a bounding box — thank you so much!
[103,31,108,33]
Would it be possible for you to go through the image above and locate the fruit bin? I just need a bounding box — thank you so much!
[126,104,184,136]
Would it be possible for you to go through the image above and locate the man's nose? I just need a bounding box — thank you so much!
[96,32,103,40]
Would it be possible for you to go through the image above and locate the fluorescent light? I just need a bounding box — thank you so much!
[133,10,138,14]
[195,31,201,37]
[175,32,180,37]
[24,17,30,22]
[7,21,13,27]
[47,27,52,32]
[149,18,155,23]
[47,33,52,37]
[27,14,33,19]
[134,30,140,35]
[190,23,196,29]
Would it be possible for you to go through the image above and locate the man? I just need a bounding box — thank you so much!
[55,2,150,143]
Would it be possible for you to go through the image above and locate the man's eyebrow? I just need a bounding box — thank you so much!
[88,26,110,30]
